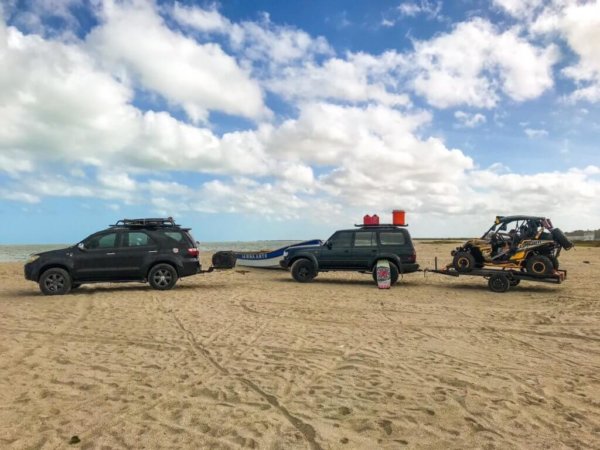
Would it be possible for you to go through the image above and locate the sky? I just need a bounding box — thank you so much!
[0,0,599,244]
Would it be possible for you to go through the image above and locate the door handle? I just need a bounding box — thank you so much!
[106,252,116,255]
[148,250,158,253]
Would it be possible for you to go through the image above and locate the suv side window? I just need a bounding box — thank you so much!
[86,233,118,249]
[379,231,406,246]
[328,231,353,247]
[354,231,375,247]
[123,231,154,247]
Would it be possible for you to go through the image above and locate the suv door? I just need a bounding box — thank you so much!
[72,232,121,281]
[115,231,158,279]
[320,231,354,269]
[351,231,377,268]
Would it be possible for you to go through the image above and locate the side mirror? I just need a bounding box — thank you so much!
[77,242,86,251]
[499,223,507,231]
[326,242,333,249]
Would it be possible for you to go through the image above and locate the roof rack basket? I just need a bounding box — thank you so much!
[111,217,178,227]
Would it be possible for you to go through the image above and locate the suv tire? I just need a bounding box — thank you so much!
[149,264,178,290]
[372,262,400,285]
[291,259,316,282]
[525,255,553,277]
[453,251,475,273]
[39,268,72,296]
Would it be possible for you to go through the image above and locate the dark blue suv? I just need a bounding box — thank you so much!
[280,225,419,284]
[24,218,206,295]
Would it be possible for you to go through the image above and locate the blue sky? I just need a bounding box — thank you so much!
[1,0,599,243]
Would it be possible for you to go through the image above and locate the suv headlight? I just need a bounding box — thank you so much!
[26,254,40,263]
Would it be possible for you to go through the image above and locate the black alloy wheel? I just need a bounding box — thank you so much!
[149,264,178,290]
[39,268,72,296]
[291,259,316,282]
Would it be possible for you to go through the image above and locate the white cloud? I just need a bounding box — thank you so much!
[533,1,600,103]
[87,0,267,122]
[398,1,442,19]
[170,4,332,65]
[267,51,410,106]
[493,0,544,18]
[170,3,231,34]
[524,128,549,138]
[406,18,559,108]
[454,111,486,128]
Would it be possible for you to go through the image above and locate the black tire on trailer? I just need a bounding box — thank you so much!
[291,259,317,283]
[525,255,554,277]
[488,273,510,293]
[148,263,178,290]
[39,268,72,296]
[551,228,573,250]
[371,262,400,285]
[509,279,520,287]
[453,251,476,273]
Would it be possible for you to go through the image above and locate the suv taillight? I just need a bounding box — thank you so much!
[408,249,416,263]
[187,248,199,257]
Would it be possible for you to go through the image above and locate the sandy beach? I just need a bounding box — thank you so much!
[0,242,599,449]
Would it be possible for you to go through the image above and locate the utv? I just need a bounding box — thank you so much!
[451,215,573,276]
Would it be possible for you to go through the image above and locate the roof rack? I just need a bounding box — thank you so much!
[111,217,179,228]
[354,223,408,228]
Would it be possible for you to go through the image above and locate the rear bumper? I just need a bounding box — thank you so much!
[399,263,420,273]
[180,259,201,277]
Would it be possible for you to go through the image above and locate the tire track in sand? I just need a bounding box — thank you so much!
[155,300,323,450]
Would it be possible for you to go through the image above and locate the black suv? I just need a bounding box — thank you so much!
[25,218,205,295]
[280,225,419,284]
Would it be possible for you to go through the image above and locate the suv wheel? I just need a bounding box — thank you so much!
[453,251,475,273]
[149,264,178,290]
[291,259,316,282]
[525,255,553,277]
[372,262,400,285]
[39,268,72,296]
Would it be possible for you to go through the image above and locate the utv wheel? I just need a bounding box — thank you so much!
[371,262,400,285]
[39,268,72,296]
[291,259,316,283]
[525,255,553,277]
[149,264,178,290]
[453,251,476,273]
[551,228,573,250]
[488,273,510,293]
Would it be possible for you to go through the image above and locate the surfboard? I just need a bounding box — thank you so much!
[376,259,391,289]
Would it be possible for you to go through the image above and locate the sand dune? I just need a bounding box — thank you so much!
[0,243,599,449]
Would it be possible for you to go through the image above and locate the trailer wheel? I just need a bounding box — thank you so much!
[453,251,475,273]
[488,273,510,293]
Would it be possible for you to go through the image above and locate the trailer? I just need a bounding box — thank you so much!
[427,258,567,293]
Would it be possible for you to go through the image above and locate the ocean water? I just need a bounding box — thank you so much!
[0,241,311,262]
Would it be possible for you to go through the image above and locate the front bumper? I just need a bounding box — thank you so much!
[24,263,38,281]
